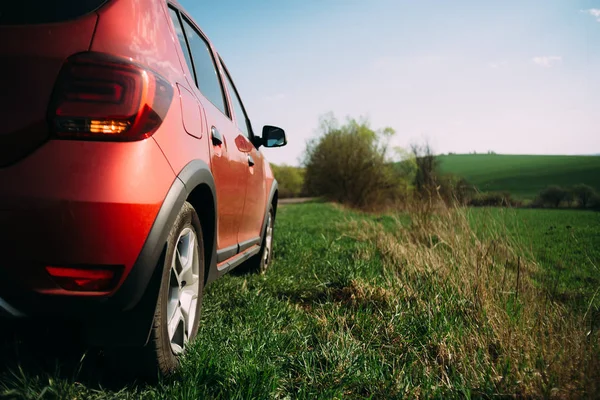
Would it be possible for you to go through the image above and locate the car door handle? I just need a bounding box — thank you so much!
[211,127,223,145]
[247,155,255,167]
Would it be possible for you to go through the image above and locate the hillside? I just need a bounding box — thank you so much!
[437,154,600,199]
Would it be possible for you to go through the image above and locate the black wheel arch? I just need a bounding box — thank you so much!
[86,160,217,347]
[261,179,279,245]
[87,163,278,347]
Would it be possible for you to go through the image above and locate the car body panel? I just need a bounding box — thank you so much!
[177,83,205,139]
[0,139,175,298]
[237,137,268,244]
[90,0,182,84]
[205,106,249,251]
[216,59,270,245]
[0,0,283,347]
[167,6,250,253]
[0,12,97,167]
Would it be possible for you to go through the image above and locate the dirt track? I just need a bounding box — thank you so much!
[278,197,317,205]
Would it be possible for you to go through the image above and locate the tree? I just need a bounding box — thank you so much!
[410,142,439,198]
[271,164,305,198]
[571,184,597,208]
[537,185,568,208]
[302,114,405,210]
[438,174,475,205]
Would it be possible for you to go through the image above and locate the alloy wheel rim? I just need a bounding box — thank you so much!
[262,213,273,270]
[166,227,199,354]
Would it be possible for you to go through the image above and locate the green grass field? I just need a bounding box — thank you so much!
[437,154,600,199]
[1,203,598,399]
[469,208,600,311]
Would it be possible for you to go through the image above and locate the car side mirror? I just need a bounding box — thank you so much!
[261,125,287,148]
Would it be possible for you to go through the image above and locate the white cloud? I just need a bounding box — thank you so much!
[532,56,562,68]
[581,9,600,22]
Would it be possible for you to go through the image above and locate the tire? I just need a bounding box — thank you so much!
[246,204,275,274]
[107,202,204,379]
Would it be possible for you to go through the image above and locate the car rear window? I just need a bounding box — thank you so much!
[0,0,109,25]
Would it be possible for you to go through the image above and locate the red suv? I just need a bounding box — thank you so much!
[0,0,286,377]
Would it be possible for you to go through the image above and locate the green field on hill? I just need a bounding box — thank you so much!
[437,154,600,199]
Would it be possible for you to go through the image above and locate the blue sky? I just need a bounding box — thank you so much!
[179,0,600,166]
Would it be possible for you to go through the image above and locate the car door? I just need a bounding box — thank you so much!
[173,10,249,260]
[220,61,267,250]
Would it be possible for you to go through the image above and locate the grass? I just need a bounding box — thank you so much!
[469,208,600,312]
[1,202,598,399]
[437,154,600,199]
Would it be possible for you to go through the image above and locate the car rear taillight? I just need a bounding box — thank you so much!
[48,52,173,141]
[45,265,122,292]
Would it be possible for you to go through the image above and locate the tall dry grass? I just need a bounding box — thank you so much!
[344,202,599,398]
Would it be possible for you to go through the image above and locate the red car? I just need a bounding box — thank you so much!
[0,0,286,377]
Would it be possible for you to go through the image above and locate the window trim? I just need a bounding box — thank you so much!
[179,10,233,121]
[167,6,197,86]
[219,57,255,140]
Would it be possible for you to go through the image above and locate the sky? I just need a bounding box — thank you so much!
[179,0,600,166]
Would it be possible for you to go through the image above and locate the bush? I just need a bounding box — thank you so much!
[535,185,568,208]
[469,192,519,207]
[302,114,407,210]
[271,164,305,198]
[437,174,475,205]
[563,189,575,207]
[408,144,478,206]
[571,184,597,208]
[410,143,439,197]
[590,194,600,211]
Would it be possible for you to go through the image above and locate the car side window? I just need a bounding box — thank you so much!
[222,67,250,138]
[180,17,229,116]
[167,8,195,83]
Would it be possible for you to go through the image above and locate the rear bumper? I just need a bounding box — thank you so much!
[0,138,176,319]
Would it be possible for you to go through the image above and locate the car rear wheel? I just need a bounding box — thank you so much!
[107,202,204,379]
